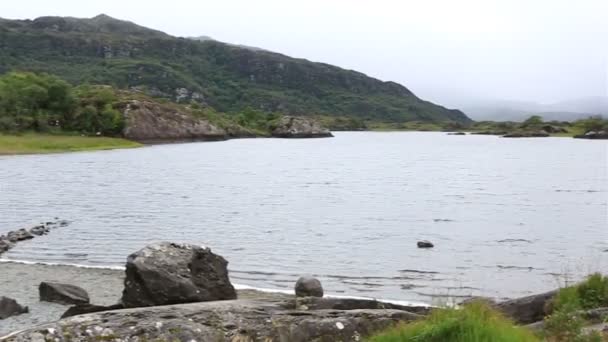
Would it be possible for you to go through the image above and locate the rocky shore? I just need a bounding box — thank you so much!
[2,240,605,341]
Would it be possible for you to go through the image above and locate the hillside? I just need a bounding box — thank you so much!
[0,14,471,124]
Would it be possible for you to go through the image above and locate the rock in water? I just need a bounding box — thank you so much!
[39,282,90,305]
[122,242,236,307]
[295,276,324,297]
[271,116,333,138]
[417,240,434,248]
[6,229,33,242]
[0,296,28,319]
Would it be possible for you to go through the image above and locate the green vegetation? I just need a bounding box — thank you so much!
[0,133,140,155]
[542,273,608,341]
[367,301,538,342]
[0,14,471,125]
[0,72,124,135]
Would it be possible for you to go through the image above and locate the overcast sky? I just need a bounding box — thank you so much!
[2,0,607,106]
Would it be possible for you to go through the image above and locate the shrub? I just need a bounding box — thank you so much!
[367,301,538,342]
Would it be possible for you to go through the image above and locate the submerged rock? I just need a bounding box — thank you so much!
[295,276,324,298]
[122,242,237,308]
[2,298,422,341]
[417,240,434,248]
[0,297,28,320]
[271,116,333,138]
[39,282,90,305]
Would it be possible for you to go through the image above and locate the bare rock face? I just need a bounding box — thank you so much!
[39,282,90,305]
[121,100,228,142]
[121,242,237,308]
[295,276,324,297]
[1,298,422,342]
[271,116,333,138]
[0,297,28,320]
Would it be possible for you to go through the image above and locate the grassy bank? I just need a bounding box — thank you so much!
[0,134,141,155]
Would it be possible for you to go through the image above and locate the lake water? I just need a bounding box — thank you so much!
[1,132,607,303]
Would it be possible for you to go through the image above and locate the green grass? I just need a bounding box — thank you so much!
[0,133,141,155]
[543,273,608,341]
[367,301,539,342]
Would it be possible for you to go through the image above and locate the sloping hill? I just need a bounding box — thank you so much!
[0,14,471,124]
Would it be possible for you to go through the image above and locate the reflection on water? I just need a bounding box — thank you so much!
[0,132,606,302]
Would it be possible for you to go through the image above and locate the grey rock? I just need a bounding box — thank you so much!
[6,229,33,242]
[272,116,333,138]
[39,282,90,305]
[575,131,608,139]
[495,290,557,324]
[1,298,422,341]
[0,297,28,320]
[417,240,434,248]
[61,303,124,318]
[122,100,228,142]
[121,242,237,308]
[29,225,49,236]
[447,132,466,135]
[295,276,324,298]
[0,239,12,254]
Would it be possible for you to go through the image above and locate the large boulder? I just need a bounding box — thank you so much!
[39,282,90,305]
[121,242,237,308]
[495,290,557,324]
[2,298,422,342]
[271,116,333,138]
[295,276,324,297]
[0,296,28,320]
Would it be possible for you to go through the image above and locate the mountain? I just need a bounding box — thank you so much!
[461,97,607,122]
[0,15,470,124]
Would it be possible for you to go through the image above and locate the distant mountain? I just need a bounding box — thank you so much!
[461,97,607,122]
[187,35,266,52]
[0,15,471,124]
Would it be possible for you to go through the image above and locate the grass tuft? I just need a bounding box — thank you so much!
[367,301,539,342]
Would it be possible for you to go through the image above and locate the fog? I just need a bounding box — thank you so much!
[2,0,607,110]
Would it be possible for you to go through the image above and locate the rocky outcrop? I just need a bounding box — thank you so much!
[1,298,422,342]
[295,276,324,298]
[0,297,28,320]
[122,242,237,308]
[39,282,90,305]
[271,116,333,138]
[121,100,229,143]
[574,131,608,139]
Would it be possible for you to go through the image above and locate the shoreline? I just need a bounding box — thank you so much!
[0,260,429,336]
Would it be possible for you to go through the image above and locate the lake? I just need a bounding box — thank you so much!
[1,132,606,303]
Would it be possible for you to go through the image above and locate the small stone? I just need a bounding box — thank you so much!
[295,276,324,297]
[336,322,345,330]
[417,240,434,248]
